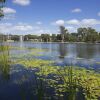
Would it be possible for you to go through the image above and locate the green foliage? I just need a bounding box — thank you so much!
[0,0,5,18]
[0,0,6,3]
[52,34,57,42]
[41,34,51,42]
[24,34,40,41]
[0,9,4,18]
[77,27,99,43]
[0,45,10,79]
[16,57,100,100]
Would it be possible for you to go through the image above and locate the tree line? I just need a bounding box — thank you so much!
[0,26,100,43]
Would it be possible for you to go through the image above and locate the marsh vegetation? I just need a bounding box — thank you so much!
[0,42,100,100]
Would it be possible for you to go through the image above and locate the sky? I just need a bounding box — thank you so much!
[0,0,100,35]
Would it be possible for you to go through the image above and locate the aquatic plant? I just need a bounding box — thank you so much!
[17,58,100,100]
[10,46,48,61]
[76,68,100,100]
[0,44,10,79]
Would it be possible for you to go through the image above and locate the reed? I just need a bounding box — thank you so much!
[0,43,10,79]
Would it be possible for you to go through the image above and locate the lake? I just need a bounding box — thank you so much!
[0,42,100,100]
[9,42,100,70]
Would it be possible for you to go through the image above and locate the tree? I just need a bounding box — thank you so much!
[24,34,39,41]
[98,33,100,42]
[59,26,69,42]
[77,27,99,42]
[0,0,6,42]
[85,27,98,42]
[11,35,20,41]
[77,27,88,42]
[69,33,77,42]
[64,32,69,42]
[0,0,5,18]
[41,34,51,42]
[56,34,62,42]
[51,34,57,42]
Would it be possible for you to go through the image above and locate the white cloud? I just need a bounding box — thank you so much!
[66,19,79,25]
[13,0,30,6]
[36,21,42,25]
[0,23,13,33]
[0,22,51,35]
[66,19,100,26]
[52,20,65,26]
[2,15,16,20]
[81,19,100,26]
[71,8,82,13]
[0,23,33,34]
[0,23,12,26]
[98,12,100,16]
[36,30,44,33]
[35,29,51,34]
[33,26,40,30]
[14,25,33,31]
[65,26,76,32]
[2,7,16,14]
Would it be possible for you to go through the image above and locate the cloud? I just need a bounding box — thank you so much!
[14,25,33,31]
[36,21,42,25]
[2,15,16,20]
[66,19,100,26]
[66,19,79,25]
[32,26,40,30]
[52,19,91,26]
[97,12,100,16]
[65,26,76,32]
[2,7,16,14]
[52,20,65,26]
[81,19,100,26]
[0,23,33,34]
[0,22,50,35]
[13,0,30,6]
[71,8,82,13]
[35,29,51,34]
[0,23,13,33]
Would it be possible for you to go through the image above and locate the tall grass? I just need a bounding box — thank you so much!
[53,66,78,100]
[0,42,10,79]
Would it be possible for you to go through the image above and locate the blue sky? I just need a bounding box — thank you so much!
[1,0,100,35]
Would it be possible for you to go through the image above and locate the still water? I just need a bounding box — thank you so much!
[10,42,100,70]
[0,42,100,100]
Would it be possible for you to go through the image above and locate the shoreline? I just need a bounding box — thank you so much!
[4,41,100,44]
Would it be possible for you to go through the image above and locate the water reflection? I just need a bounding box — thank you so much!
[8,42,100,60]
[58,43,67,59]
[76,44,100,59]
[0,66,10,81]
[57,43,100,59]
[8,42,100,64]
